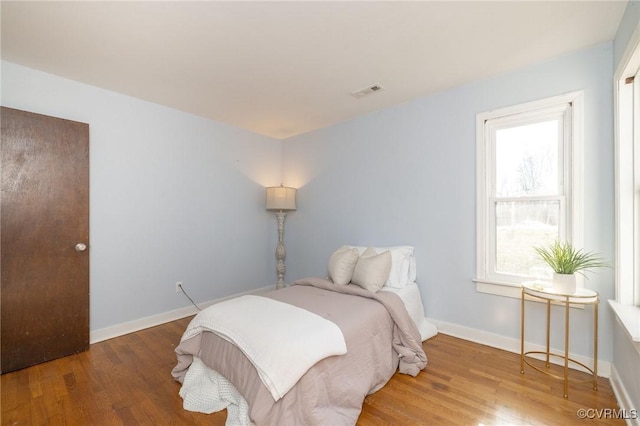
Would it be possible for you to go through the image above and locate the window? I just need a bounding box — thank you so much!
[476,93,583,296]
[612,33,640,344]
[616,45,640,308]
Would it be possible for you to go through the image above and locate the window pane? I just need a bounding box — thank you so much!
[495,120,560,197]
[495,200,560,277]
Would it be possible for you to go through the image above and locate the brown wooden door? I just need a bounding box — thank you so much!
[1,107,90,373]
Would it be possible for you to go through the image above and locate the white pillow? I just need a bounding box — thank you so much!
[408,256,417,283]
[349,245,414,288]
[351,247,392,292]
[328,246,360,285]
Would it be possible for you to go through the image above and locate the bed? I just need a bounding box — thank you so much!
[172,246,437,425]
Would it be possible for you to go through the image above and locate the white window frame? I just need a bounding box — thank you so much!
[612,21,640,346]
[616,66,639,307]
[475,92,584,298]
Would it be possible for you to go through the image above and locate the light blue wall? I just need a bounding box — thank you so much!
[282,43,615,360]
[614,0,640,68]
[1,61,282,331]
[0,35,623,363]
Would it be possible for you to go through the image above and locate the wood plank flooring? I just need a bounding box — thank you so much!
[1,316,624,425]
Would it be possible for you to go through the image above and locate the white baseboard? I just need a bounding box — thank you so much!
[90,293,613,378]
[90,285,275,344]
[609,365,640,426]
[428,318,611,378]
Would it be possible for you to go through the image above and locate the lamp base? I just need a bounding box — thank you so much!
[275,211,287,289]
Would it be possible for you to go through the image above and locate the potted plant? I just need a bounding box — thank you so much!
[534,240,608,294]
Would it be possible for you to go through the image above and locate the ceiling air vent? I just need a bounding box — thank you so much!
[351,84,384,99]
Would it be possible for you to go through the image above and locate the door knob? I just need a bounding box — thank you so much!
[75,243,87,252]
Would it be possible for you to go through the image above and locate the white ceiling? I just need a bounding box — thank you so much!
[1,1,628,139]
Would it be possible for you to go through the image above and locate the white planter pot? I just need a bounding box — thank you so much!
[552,273,577,294]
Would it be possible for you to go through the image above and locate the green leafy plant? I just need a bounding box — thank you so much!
[534,240,608,276]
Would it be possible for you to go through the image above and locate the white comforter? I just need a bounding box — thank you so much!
[180,357,253,425]
[180,295,347,401]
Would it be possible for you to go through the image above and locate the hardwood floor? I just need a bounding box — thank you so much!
[1,317,624,425]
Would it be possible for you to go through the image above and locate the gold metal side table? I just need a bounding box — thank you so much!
[520,281,599,398]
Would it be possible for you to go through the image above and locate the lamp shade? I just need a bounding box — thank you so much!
[266,186,296,211]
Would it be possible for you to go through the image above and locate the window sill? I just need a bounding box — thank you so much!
[475,278,586,309]
[608,300,640,350]
[474,278,522,299]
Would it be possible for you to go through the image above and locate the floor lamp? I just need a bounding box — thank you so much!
[266,185,296,289]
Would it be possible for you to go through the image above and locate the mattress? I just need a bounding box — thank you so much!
[380,282,438,341]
